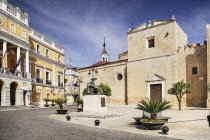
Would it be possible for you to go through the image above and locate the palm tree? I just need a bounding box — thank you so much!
[136,100,172,120]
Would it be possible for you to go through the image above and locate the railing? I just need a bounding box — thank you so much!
[36,78,43,83]
[0,67,28,79]
[58,82,63,87]
[46,80,52,85]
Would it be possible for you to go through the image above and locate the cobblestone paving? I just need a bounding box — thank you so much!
[0,106,176,140]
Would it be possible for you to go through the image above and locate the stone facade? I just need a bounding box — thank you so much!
[206,24,210,108]
[78,16,210,108]
[79,60,127,105]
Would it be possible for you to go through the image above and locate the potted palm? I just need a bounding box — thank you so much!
[43,98,50,107]
[76,99,83,111]
[54,98,68,114]
[50,99,56,106]
[136,100,172,130]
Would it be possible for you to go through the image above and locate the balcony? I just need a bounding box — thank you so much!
[46,80,52,85]
[0,67,30,79]
[58,82,63,87]
[36,78,43,83]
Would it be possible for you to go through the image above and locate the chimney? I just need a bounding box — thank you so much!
[147,21,152,27]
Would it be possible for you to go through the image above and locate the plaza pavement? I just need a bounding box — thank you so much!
[50,105,210,140]
[0,105,176,140]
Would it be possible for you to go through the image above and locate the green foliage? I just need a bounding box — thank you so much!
[50,99,56,103]
[43,98,50,104]
[54,98,68,109]
[76,99,83,104]
[136,100,172,120]
[82,83,112,96]
[140,119,165,123]
[98,83,112,97]
[82,88,88,96]
[167,80,191,110]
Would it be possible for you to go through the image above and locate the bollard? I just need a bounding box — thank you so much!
[95,120,100,126]
[207,115,210,127]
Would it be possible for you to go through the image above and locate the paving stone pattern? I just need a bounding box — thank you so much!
[0,106,177,140]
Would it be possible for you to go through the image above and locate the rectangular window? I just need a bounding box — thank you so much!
[10,23,16,33]
[46,71,49,80]
[148,39,155,48]
[36,69,41,78]
[47,93,50,99]
[46,49,49,58]
[192,67,198,75]
[58,55,60,62]
[22,30,26,38]
[58,75,61,83]
[37,44,40,54]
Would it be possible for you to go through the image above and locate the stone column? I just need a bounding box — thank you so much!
[26,50,29,73]
[16,46,21,71]
[1,86,10,106]
[25,92,30,106]
[16,88,24,105]
[3,41,7,68]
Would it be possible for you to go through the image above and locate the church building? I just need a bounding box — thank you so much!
[79,16,210,108]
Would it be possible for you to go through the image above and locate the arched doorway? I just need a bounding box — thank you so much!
[0,80,4,106]
[10,82,17,105]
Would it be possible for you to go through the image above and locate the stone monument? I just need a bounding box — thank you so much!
[83,78,107,112]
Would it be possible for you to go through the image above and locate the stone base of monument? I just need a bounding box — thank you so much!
[83,95,107,112]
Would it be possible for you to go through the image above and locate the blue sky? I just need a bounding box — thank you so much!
[8,0,210,67]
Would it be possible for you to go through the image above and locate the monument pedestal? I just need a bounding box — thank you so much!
[83,95,107,112]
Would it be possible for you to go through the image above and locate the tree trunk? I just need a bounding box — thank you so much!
[179,100,181,110]
[59,104,63,110]
[151,113,157,120]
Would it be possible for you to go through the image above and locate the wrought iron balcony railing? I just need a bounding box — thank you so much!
[36,78,43,83]
[58,82,63,87]
[46,80,52,85]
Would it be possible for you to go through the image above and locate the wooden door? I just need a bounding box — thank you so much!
[150,84,162,101]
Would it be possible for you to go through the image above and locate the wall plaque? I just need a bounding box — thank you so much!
[101,97,105,107]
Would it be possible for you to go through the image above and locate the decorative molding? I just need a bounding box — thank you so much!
[145,73,165,82]
[0,28,30,50]
[35,63,44,68]
[29,29,64,55]
[30,49,66,67]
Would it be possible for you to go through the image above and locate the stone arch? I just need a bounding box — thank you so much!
[10,82,19,105]
[0,79,6,106]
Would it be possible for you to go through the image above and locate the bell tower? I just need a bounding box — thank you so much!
[101,37,108,61]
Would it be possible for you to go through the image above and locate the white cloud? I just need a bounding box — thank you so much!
[24,0,128,67]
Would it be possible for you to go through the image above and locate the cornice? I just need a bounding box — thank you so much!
[29,35,64,56]
[29,49,67,67]
[127,20,175,35]
[78,59,128,71]
[0,28,30,50]
[0,10,29,30]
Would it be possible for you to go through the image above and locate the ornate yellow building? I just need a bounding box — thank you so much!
[0,0,65,106]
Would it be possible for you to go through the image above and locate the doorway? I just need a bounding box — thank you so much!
[10,82,17,105]
[150,84,162,101]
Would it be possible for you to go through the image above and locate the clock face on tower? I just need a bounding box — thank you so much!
[0,18,3,26]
